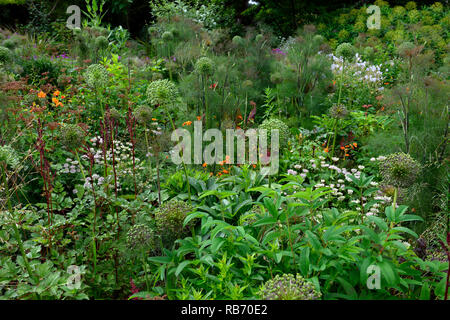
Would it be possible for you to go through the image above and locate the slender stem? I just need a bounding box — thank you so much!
[164,107,192,206]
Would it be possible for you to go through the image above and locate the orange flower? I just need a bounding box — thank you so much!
[182,121,192,126]
[152,118,157,121]
[252,164,257,169]
[37,91,46,98]
[340,146,345,150]
[324,147,329,153]
[197,116,201,121]
[202,162,207,167]
[53,90,60,97]
[345,153,350,157]
[237,115,243,120]
[223,169,229,174]
[225,155,231,164]
[353,142,357,148]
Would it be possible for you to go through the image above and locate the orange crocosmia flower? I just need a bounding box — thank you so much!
[324,147,329,153]
[182,121,192,126]
[202,162,207,168]
[237,115,243,120]
[53,90,60,97]
[152,118,157,121]
[340,146,345,150]
[353,142,357,147]
[61,95,66,99]
[223,169,229,174]
[345,153,350,157]
[252,164,257,169]
[38,91,46,98]
[197,116,201,121]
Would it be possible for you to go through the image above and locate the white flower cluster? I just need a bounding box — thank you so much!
[60,158,81,174]
[287,156,392,216]
[329,53,384,88]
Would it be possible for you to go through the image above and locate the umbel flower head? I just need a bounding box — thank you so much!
[84,64,109,88]
[133,105,153,124]
[195,57,215,76]
[154,199,194,242]
[335,42,356,61]
[59,124,86,150]
[126,224,155,250]
[258,274,322,300]
[0,145,20,169]
[379,152,420,188]
[329,104,348,119]
[0,46,12,64]
[259,118,290,147]
[146,79,178,106]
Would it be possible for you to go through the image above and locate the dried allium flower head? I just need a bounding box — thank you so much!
[154,199,194,241]
[84,64,109,88]
[0,46,12,64]
[195,57,215,76]
[161,31,174,41]
[126,224,155,250]
[60,124,85,150]
[329,104,348,119]
[379,152,421,188]
[258,118,290,147]
[146,79,178,106]
[258,274,321,300]
[0,145,19,169]
[133,105,152,124]
[95,36,109,50]
[335,42,356,61]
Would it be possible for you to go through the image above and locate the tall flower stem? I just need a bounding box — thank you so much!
[2,164,37,285]
[164,109,192,206]
[75,149,97,278]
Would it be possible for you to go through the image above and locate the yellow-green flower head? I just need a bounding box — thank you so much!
[84,64,109,88]
[59,124,85,150]
[95,36,109,50]
[335,42,356,61]
[259,118,290,147]
[127,224,155,250]
[195,57,215,76]
[162,31,174,41]
[0,46,12,64]
[379,152,421,188]
[259,274,322,300]
[0,145,19,169]
[146,79,178,106]
[154,199,194,241]
[232,35,244,46]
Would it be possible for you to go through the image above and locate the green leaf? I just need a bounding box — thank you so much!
[299,247,310,276]
[419,282,430,300]
[175,261,191,277]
